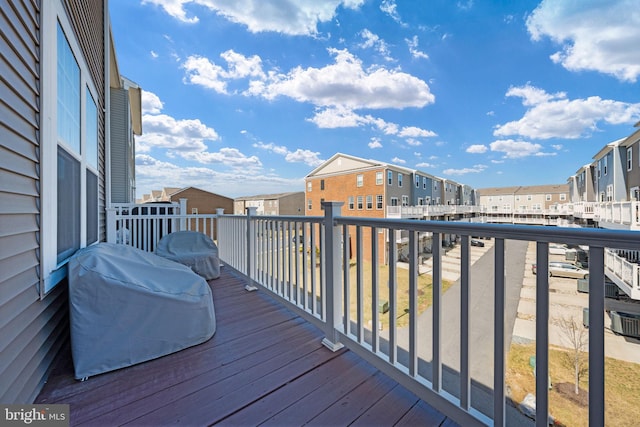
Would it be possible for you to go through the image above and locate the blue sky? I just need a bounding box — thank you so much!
[109,0,640,199]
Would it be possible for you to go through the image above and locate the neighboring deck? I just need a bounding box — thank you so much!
[36,267,458,426]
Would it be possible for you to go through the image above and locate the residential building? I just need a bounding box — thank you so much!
[110,76,141,203]
[477,184,570,225]
[168,187,233,215]
[593,138,627,203]
[234,192,305,215]
[0,0,140,403]
[621,122,640,202]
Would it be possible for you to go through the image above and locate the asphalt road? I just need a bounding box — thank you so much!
[393,239,532,424]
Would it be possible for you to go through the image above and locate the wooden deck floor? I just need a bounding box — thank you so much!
[36,266,458,426]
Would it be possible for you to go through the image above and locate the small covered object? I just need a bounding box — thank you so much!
[155,231,220,280]
[68,243,216,380]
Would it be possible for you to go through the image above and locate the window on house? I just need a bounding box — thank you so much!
[604,156,608,175]
[423,177,427,189]
[366,195,373,209]
[425,196,431,205]
[390,197,398,206]
[560,194,566,201]
[320,179,325,190]
[606,184,613,201]
[376,171,383,185]
[597,161,601,178]
[307,182,312,192]
[307,199,312,210]
[628,147,633,171]
[357,196,364,210]
[402,195,409,206]
[356,174,363,187]
[376,195,383,209]
[387,170,393,185]
[348,196,354,210]
[398,173,403,187]
[527,195,532,201]
[415,176,420,188]
[545,194,551,201]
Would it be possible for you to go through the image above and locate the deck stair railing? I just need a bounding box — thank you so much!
[215,202,640,427]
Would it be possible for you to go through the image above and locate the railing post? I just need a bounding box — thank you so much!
[179,198,187,230]
[215,208,224,242]
[246,207,257,279]
[106,207,116,243]
[321,201,345,352]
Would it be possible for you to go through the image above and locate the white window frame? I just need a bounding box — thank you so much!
[387,170,393,185]
[41,1,101,296]
[376,171,383,185]
[356,174,363,187]
[560,194,566,201]
[398,173,403,187]
[366,195,373,210]
[376,195,383,209]
[628,147,633,171]
[348,196,354,210]
[415,176,420,188]
[402,195,409,206]
[307,181,312,192]
[545,194,552,201]
[357,196,364,210]
[307,199,312,210]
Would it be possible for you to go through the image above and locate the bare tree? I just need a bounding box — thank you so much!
[557,315,589,395]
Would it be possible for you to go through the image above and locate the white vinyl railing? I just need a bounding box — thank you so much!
[106,200,219,251]
[215,202,640,427]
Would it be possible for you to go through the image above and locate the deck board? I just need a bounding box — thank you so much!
[36,266,458,426]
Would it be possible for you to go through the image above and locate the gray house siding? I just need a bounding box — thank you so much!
[110,87,129,203]
[1,0,108,403]
[0,0,69,404]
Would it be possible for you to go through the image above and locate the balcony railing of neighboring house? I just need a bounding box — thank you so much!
[605,249,640,300]
[593,201,640,229]
[210,202,640,427]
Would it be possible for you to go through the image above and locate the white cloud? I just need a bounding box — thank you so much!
[405,138,421,147]
[253,141,324,167]
[494,84,640,139]
[489,139,547,159]
[526,0,640,82]
[142,0,364,35]
[391,157,406,164]
[416,162,436,168]
[135,154,301,199]
[380,0,406,26]
[466,144,488,154]
[150,50,159,59]
[442,164,487,176]
[182,50,265,94]
[256,48,435,109]
[359,29,393,61]
[405,35,429,60]
[368,138,383,149]
[552,144,563,150]
[456,0,474,11]
[141,90,164,114]
[307,107,435,139]
[137,113,219,153]
[180,147,263,169]
[398,126,437,138]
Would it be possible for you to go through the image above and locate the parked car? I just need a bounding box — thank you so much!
[470,239,485,247]
[548,243,569,255]
[532,261,589,279]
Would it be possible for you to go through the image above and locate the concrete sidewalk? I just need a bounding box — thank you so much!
[512,242,640,364]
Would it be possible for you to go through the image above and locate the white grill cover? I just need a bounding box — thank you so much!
[68,243,216,380]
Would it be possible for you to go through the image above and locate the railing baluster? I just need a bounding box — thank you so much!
[589,246,605,427]
[356,225,364,343]
[535,242,549,427]
[460,234,470,409]
[310,224,316,313]
[371,226,379,353]
[343,224,351,335]
[494,238,506,427]
[409,229,418,377]
[388,228,397,365]
[432,232,442,392]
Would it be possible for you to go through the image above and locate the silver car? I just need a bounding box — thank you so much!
[532,262,589,279]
